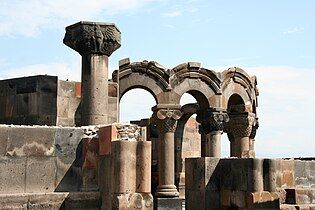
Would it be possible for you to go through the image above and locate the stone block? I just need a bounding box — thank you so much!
[25,157,57,193]
[221,189,231,206]
[75,82,81,97]
[57,80,75,98]
[230,190,246,208]
[0,194,28,209]
[154,197,182,210]
[55,127,84,158]
[285,188,315,205]
[220,159,233,190]
[185,157,220,191]
[28,193,67,210]
[55,155,82,192]
[38,92,57,116]
[57,96,69,118]
[99,125,117,155]
[281,159,294,171]
[0,157,26,194]
[6,126,56,157]
[108,83,118,97]
[246,191,280,209]
[65,192,100,210]
[0,126,9,156]
[282,171,295,188]
[295,160,315,188]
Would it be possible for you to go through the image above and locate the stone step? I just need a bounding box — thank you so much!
[285,188,315,204]
[281,204,315,210]
[0,192,100,210]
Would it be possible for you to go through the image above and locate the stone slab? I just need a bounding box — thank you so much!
[6,126,56,156]
[154,197,182,210]
[0,156,26,194]
[25,157,57,193]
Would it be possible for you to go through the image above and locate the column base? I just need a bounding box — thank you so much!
[155,185,179,197]
[154,197,182,210]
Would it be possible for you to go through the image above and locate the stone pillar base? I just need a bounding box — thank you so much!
[154,197,182,210]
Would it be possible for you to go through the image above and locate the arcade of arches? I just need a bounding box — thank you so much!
[115,58,259,198]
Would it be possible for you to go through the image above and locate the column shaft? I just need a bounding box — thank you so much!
[235,136,250,158]
[205,131,221,157]
[156,131,178,197]
[82,55,108,125]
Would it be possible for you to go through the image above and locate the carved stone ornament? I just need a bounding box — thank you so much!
[153,108,182,133]
[224,112,256,138]
[196,109,229,134]
[63,21,121,56]
[249,117,259,139]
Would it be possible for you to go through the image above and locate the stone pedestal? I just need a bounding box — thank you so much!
[154,197,182,210]
[63,21,121,125]
[152,105,182,198]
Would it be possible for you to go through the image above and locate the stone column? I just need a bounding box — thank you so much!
[152,104,182,197]
[225,112,256,158]
[63,21,121,125]
[196,108,229,157]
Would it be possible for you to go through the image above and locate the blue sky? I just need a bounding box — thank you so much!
[0,0,314,157]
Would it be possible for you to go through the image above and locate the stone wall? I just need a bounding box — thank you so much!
[0,125,85,193]
[0,75,119,126]
[0,75,58,125]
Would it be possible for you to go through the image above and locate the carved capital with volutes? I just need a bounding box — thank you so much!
[63,21,121,56]
[152,106,182,133]
[196,108,229,134]
[224,112,256,138]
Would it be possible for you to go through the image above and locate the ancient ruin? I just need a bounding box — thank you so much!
[0,21,314,210]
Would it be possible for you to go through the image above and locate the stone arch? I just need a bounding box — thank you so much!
[221,67,258,110]
[171,63,221,109]
[114,60,170,104]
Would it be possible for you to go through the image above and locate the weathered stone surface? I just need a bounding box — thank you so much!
[154,197,182,210]
[65,192,101,210]
[6,126,56,157]
[0,126,9,156]
[25,157,57,193]
[55,127,84,158]
[64,21,121,56]
[0,157,26,194]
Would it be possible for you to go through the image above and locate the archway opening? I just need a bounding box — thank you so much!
[119,88,156,122]
[228,93,245,111]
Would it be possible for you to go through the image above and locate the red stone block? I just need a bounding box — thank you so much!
[75,82,81,97]
[82,137,99,170]
[99,125,117,155]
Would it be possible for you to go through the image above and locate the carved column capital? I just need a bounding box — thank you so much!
[63,21,121,56]
[152,105,182,133]
[196,108,229,134]
[250,117,259,139]
[225,112,256,138]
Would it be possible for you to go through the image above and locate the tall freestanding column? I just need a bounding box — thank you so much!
[225,112,256,158]
[196,108,229,157]
[152,104,182,198]
[63,21,121,125]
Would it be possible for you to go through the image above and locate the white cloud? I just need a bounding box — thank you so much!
[163,11,182,17]
[0,61,81,81]
[283,26,304,35]
[247,66,315,157]
[0,0,164,37]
